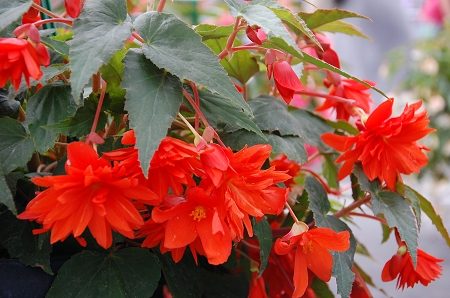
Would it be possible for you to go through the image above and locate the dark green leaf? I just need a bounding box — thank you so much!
[225,1,301,56]
[311,278,334,298]
[134,12,249,114]
[199,89,262,137]
[381,222,391,243]
[41,37,69,57]
[323,154,338,189]
[203,38,260,84]
[0,0,32,31]
[397,183,421,229]
[316,20,368,39]
[325,120,359,135]
[69,0,132,102]
[252,217,272,274]
[0,117,34,174]
[222,129,307,163]
[100,48,127,103]
[123,50,182,177]
[47,248,161,298]
[403,185,450,246]
[299,8,369,29]
[195,24,234,41]
[0,208,52,274]
[0,167,15,213]
[0,89,20,118]
[305,176,356,298]
[26,84,77,153]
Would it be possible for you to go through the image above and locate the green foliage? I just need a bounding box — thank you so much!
[123,50,182,177]
[0,117,34,174]
[0,0,32,31]
[252,217,272,274]
[69,0,132,102]
[0,168,15,213]
[299,9,369,30]
[305,176,356,298]
[47,248,161,298]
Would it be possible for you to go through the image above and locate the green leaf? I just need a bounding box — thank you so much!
[195,24,234,41]
[123,50,182,177]
[41,37,69,57]
[323,154,338,189]
[100,48,127,104]
[225,1,301,56]
[305,176,356,298]
[199,89,262,137]
[69,0,132,102]
[311,278,334,298]
[299,8,369,29]
[204,37,260,84]
[222,130,307,163]
[160,253,248,298]
[0,117,34,174]
[397,183,421,229]
[0,0,32,31]
[354,166,418,265]
[0,208,52,274]
[134,12,249,114]
[252,217,272,274]
[47,248,161,298]
[316,20,368,39]
[26,84,78,153]
[325,120,359,135]
[0,168,15,213]
[403,185,450,246]
[381,222,391,243]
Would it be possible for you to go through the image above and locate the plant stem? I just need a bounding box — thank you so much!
[157,0,167,12]
[89,79,107,136]
[132,32,145,43]
[33,18,73,27]
[334,195,371,218]
[32,2,61,19]
[231,45,265,52]
[296,90,355,104]
[218,17,242,59]
[177,112,203,141]
[285,202,300,224]
[189,82,200,131]
[301,168,341,195]
[348,212,387,225]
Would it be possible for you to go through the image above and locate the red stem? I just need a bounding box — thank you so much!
[285,202,300,224]
[132,32,145,43]
[348,212,387,225]
[190,82,200,131]
[33,18,73,27]
[218,17,242,59]
[89,79,107,136]
[296,90,355,104]
[32,2,61,19]
[231,45,265,52]
[301,168,341,195]
[157,0,167,12]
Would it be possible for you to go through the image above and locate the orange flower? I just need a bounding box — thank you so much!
[382,246,443,289]
[274,222,350,298]
[317,79,374,121]
[18,142,159,249]
[200,144,290,240]
[0,37,50,90]
[270,154,301,187]
[248,272,268,298]
[151,187,232,265]
[65,0,85,18]
[22,0,41,24]
[321,99,434,190]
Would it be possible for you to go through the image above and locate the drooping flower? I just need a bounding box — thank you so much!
[248,272,268,298]
[382,246,443,289]
[266,50,303,104]
[270,154,301,187]
[151,187,232,265]
[65,0,85,18]
[200,144,290,240]
[0,37,50,90]
[18,142,159,249]
[22,0,41,24]
[321,98,434,190]
[246,26,267,45]
[317,79,374,121]
[350,266,372,298]
[274,222,350,298]
[303,33,340,69]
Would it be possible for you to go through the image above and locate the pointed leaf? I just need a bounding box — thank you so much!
[299,9,369,29]
[134,12,249,114]
[69,0,132,102]
[47,248,161,298]
[195,24,234,41]
[316,20,368,39]
[252,217,272,274]
[123,50,182,177]
[0,0,32,31]
[26,84,78,153]
[0,117,34,174]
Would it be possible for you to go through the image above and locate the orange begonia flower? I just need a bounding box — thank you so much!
[200,144,290,240]
[18,142,159,249]
[151,187,232,265]
[65,0,85,18]
[0,37,50,90]
[382,246,443,289]
[270,154,301,187]
[317,79,374,121]
[321,98,434,190]
[274,222,350,298]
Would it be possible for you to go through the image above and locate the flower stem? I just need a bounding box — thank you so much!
[33,18,73,27]
[157,0,166,12]
[32,2,61,19]
[231,45,265,52]
[177,112,203,141]
[301,168,341,195]
[285,202,300,224]
[334,195,371,218]
[132,32,145,43]
[218,17,242,59]
[296,90,355,104]
[348,212,388,225]
[89,78,107,136]
[189,82,200,131]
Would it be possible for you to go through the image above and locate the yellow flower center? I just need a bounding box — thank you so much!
[190,206,206,221]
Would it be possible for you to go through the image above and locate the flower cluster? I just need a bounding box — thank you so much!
[20,131,290,264]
